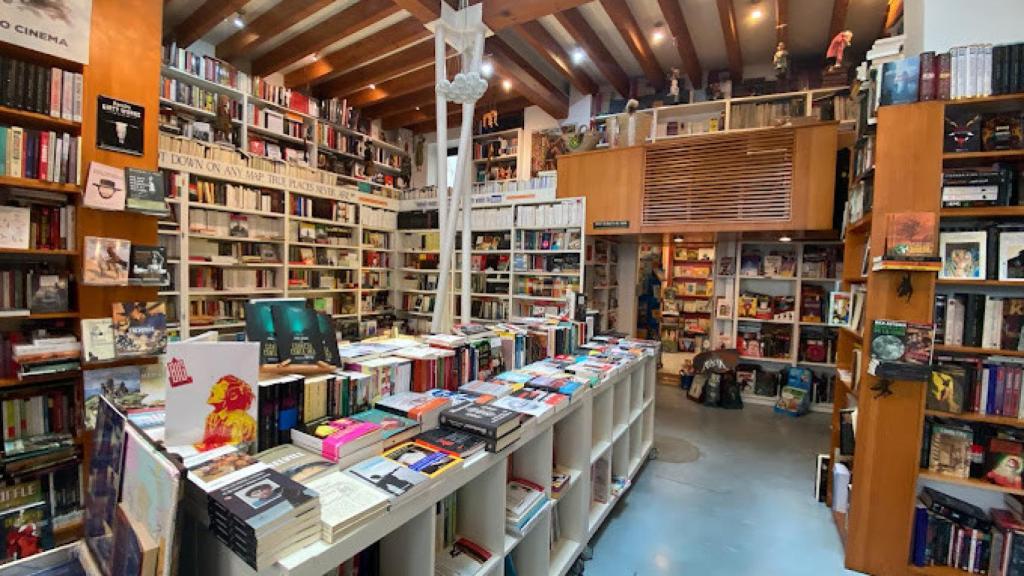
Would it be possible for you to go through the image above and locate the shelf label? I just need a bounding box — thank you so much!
[594,220,630,229]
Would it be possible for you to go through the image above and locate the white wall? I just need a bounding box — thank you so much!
[905,0,1024,54]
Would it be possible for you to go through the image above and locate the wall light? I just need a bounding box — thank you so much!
[673,236,684,243]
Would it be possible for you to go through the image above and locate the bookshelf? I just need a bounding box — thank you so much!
[473,128,524,183]
[661,242,714,358]
[585,237,619,334]
[714,240,844,412]
[158,140,399,341]
[183,345,659,576]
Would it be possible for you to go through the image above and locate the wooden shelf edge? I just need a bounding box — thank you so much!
[0,106,82,131]
[924,409,1024,428]
[918,469,1024,496]
[0,176,80,194]
[832,510,848,547]
[936,278,1024,287]
[940,206,1024,218]
[934,344,1024,358]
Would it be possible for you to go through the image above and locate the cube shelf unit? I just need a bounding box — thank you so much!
[593,87,855,146]
[183,349,659,576]
[715,239,844,412]
[585,237,619,334]
[395,192,585,330]
[473,128,524,184]
[158,146,397,340]
[660,243,715,355]
[159,62,410,191]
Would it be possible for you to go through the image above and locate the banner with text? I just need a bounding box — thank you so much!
[0,0,93,64]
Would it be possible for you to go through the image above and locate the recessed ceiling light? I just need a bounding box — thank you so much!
[779,235,792,242]
[502,79,512,92]
[750,7,763,20]
[415,106,420,111]
[232,13,245,29]
[481,61,494,78]
[571,48,586,65]
[651,28,665,45]
[368,83,376,90]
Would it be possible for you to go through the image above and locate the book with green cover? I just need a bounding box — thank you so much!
[271,305,324,364]
[245,299,304,365]
[317,312,340,366]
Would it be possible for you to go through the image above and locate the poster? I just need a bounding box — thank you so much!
[0,0,93,64]
[97,96,144,156]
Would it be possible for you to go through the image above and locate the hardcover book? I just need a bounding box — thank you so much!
[84,161,126,211]
[128,245,168,285]
[317,312,340,366]
[124,167,168,215]
[998,231,1024,281]
[928,423,972,478]
[926,365,968,414]
[243,298,305,365]
[439,402,521,440]
[347,456,429,498]
[271,305,324,364]
[84,365,143,430]
[940,230,987,279]
[413,427,487,458]
[83,236,131,285]
[985,438,1024,488]
[828,292,852,327]
[112,301,166,357]
[164,339,261,451]
[884,212,937,258]
[879,57,921,106]
[82,318,116,362]
[28,272,68,313]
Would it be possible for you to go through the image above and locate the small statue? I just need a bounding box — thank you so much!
[826,30,854,71]
[706,70,724,101]
[773,42,790,80]
[481,109,498,130]
[668,67,681,104]
[363,143,376,178]
[213,94,234,146]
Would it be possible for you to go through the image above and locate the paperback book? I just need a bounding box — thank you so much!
[82,318,116,362]
[124,167,168,215]
[347,456,429,499]
[128,245,169,286]
[271,304,324,364]
[84,161,126,211]
[83,236,131,285]
[869,319,934,380]
[112,301,166,357]
[381,442,462,478]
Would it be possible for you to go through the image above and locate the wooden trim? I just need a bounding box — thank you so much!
[776,0,789,46]
[482,0,591,31]
[554,8,631,98]
[363,86,438,119]
[514,22,599,95]
[284,18,430,88]
[488,37,568,120]
[715,0,743,82]
[829,0,851,43]
[250,0,400,76]
[215,0,334,62]
[169,0,251,49]
[390,0,440,23]
[656,0,703,89]
[600,0,665,90]
[317,40,445,97]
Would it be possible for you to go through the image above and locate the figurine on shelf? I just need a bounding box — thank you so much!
[668,67,681,104]
[611,99,652,148]
[826,30,854,71]
[773,42,790,80]
[363,142,376,177]
[481,108,499,131]
[213,94,234,146]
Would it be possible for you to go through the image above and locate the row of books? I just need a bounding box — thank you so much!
[1,383,77,458]
[294,222,357,246]
[474,136,518,160]
[188,210,283,240]
[362,206,398,230]
[941,165,1023,207]
[189,268,278,291]
[922,415,1024,487]
[515,277,579,299]
[190,178,283,214]
[737,322,793,360]
[289,195,357,223]
[0,125,80,184]
[159,77,243,119]
[400,232,440,252]
[729,97,805,130]
[0,268,70,315]
[189,298,244,326]
[0,57,83,122]
[162,43,245,90]
[248,77,315,116]
[517,230,581,252]
[911,487,1002,573]
[936,294,1023,350]
[316,124,363,155]
[929,359,1024,418]
[291,246,358,268]
[288,270,357,290]
[15,204,76,251]
[248,104,307,140]
[515,202,583,229]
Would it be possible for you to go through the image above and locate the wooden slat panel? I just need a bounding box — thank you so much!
[215,0,334,62]
[642,130,795,225]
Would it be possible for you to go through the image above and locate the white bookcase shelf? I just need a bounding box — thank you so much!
[181,351,658,576]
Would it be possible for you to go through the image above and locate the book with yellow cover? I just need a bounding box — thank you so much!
[382,441,462,478]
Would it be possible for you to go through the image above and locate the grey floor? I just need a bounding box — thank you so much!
[585,385,862,576]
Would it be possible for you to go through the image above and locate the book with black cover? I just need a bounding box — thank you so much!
[317,312,340,366]
[124,168,168,215]
[28,271,68,313]
[414,427,487,458]
[245,299,304,365]
[128,245,168,286]
[208,467,317,537]
[271,305,325,364]
[439,403,521,440]
[919,487,992,532]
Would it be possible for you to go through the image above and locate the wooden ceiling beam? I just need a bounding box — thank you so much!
[285,18,429,88]
[170,0,251,48]
[553,8,630,97]
[363,86,438,119]
[829,0,851,41]
[482,0,590,31]
[656,0,703,89]
[317,40,452,97]
[251,0,400,76]
[600,0,664,90]
[216,0,333,62]
[343,65,437,108]
[408,96,532,133]
[715,0,743,81]
[390,0,441,23]
[775,0,789,46]
[514,21,598,95]
[382,87,522,129]
[488,36,568,119]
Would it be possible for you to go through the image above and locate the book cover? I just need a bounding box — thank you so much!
[928,423,972,478]
[83,236,130,285]
[927,365,968,413]
[110,504,159,576]
[317,312,340,367]
[413,427,486,458]
[828,292,852,327]
[256,445,333,484]
[985,438,1024,488]
[944,111,982,153]
[164,340,260,451]
[940,230,987,279]
[439,402,521,439]
[998,231,1024,281]
[85,396,127,575]
[880,57,921,106]
[0,497,53,563]
[128,245,168,285]
[82,318,116,362]
[885,212,937,258]
[112,301,166,357]
[271,305,324,364]
[124,167,167,215]
[0,206,30,250]
[347,456,429,498]
[491,395,553,418]
[84,161,126,211]
[382,442,461,478]
[243,298,305,365]
[28,272,68,313]
[303,471,389,541]
[119,426,181,576]
[350,409,419,444]
[84,366,143,430]
[208,467,317,535]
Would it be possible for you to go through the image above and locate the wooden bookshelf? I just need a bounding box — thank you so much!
[918,469,1024,496]
[0,177,81,194]
[942,149,1024,162]
[939,206,1024,218]
[0,105,81,131]
[935,278,1024,287]
[847,213,873,234]
[923,409,1024,428]
[910,565,975,576]
[934,344,1024,358]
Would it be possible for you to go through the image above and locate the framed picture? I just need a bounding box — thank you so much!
[998,231,1024,281]
[940,230,987,280]
[716,297,732,318]
[828,291,852,327]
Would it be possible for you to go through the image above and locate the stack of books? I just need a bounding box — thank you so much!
[439,402,523,452]
[303,471,390,543]
[290,417,382,467]
[506,478,548,537]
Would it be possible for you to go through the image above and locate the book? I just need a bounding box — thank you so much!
[256,444,333,484]
[82,318,116,362]
[919,487,991,532]
[999,231,1024,281]
[28,272,68,313]
[347,455,429,499]
[271,304,324,364]
[880,57,921,106]
[868,319,934,379]
[84,161,126,211]
[490,395,553,419]
[986,438,1024,488]
[0,206,29,250]
[302,471,389,543]
[413,426,487,458]
[83,236,131,285]
[439,402,521,440]
[124,167,167,215]
[927,365,968,413]
[928,422,972,478]
[317,312,340,366]
[128,245,168,285]
[83,365,143,429]
[290,418,381,463]
[164,339,261,451]
[940,230,988,280]
[349,408,420,448]
[381,442,462,477]
[884,212,937,258]
[243,299,305,365]
[111,504,159,576]
[375,391,451,429]
[112,301,166,357]
[828,292,852,327]
[0,479,52,564]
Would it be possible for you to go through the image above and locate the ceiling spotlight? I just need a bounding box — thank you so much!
[312,52,320,61]
[571,48,586,65]
[673,236,684,244]
[232,13,245,29]
[368,83,376,90]
[651,23,666,45]
[480,61,494,78]
[502,79,512,92]
[415,106,421,111]
[750,7,763,20]
[779,235,792,242]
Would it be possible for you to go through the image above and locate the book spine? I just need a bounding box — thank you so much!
[919,52,936,101]
[937,52,952,101]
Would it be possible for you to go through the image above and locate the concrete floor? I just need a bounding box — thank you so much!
[585,385,862,576]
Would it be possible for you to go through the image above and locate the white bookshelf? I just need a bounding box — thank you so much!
[158,147,398,341]
[715,239,844,412]
[585,237,619,334]
[181,348,658,576]
[473,128,525,184]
